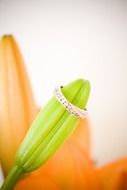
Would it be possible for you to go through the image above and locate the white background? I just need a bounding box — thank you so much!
[0,0,127,184]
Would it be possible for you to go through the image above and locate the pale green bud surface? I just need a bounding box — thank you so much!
[1,78,90,190]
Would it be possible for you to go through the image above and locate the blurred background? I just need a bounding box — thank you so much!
[0,0,127,183]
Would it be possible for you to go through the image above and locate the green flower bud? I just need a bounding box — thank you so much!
[1,79,90,190]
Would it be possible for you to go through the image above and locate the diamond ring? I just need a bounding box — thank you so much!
[54,86,88,119]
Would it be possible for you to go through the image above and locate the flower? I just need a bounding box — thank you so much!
[0,35,93,189]
[1,35,127,190]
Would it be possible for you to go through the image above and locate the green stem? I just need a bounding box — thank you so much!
[1,165,24,190]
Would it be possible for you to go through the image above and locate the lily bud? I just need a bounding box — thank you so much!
[1,79,90,190]
[0,35,37,176]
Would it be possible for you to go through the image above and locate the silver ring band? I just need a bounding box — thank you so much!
[54,87,88,119]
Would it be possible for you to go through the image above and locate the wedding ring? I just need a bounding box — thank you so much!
[54,86,88,119]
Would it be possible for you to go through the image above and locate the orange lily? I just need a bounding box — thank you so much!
[0,35,38,176]
[0,35,96,189]
[1,35,126,190]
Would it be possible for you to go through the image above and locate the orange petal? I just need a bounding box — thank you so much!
[0,35,38,176]
[98,157,127,189]
[108,170,127,190]
[68,118,91,159]
[15,173,60,190]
